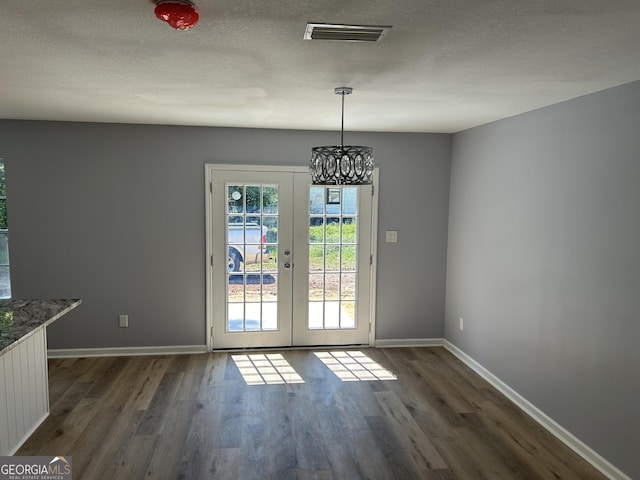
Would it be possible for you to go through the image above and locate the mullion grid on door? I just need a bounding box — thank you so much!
[308,186,358,330]
[226,183,278,332]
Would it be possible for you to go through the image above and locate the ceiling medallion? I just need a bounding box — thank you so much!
[310,87,374,186]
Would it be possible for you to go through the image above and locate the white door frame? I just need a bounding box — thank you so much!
[205,164,379,350]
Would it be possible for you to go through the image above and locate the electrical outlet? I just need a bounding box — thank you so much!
[385,230,398,243]
[459,318,464,331]
[119,314,129,328]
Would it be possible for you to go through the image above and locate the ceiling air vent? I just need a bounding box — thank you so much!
[304,23,392,42]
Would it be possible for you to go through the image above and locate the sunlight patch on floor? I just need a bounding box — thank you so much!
[314,351,397,381]
[232,353,305,385]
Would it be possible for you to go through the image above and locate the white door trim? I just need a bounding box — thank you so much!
[205,164,379,351]
[368,168,380,346]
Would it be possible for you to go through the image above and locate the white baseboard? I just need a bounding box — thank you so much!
[374,338,445,348]
[442,340,630,480]
[47,345,208,358]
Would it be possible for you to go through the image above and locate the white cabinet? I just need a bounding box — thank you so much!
[0,327,49,455]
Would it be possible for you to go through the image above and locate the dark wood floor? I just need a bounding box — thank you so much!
[18,347,606,479]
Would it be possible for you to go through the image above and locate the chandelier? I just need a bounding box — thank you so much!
[310,87,374,185]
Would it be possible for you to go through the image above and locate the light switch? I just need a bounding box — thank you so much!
[386,230,398,243]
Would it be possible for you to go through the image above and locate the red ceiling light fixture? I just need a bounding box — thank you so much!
[154,0,199,30]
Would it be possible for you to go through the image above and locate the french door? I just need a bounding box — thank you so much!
[206,165,377,349]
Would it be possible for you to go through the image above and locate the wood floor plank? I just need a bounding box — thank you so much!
[237,420,266,480]
[476,398,595,479]
[101,356,154,408]
[261,389,297,475]
[209,447,242,480]
[47,358,93,403]
[294,468,334,479]
[378,348,469,433]
[69,407,143,479]
[373,389,448,471]
[83,356,131,401]
[322,441,366,480]
[289,384,330,471]
[200,350,229,388]
[453,417,544,479]
[123,357,171,410]
[174,354,208,401]
[174,392,223,480]
[409,353,479,415]
[17,347,609,480]
[331,386,404,479]
[364,414,427,479]
[143,399,201,480]
[431,435,497,480]
[27,396,98,457]
[135,370,183,436]
[113,434,159,480]
[215,384,245,449]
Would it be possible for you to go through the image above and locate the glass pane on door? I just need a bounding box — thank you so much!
[308,186,359,330]
[226,183,279,332]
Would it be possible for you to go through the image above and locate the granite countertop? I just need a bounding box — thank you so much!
[0,299,82,355]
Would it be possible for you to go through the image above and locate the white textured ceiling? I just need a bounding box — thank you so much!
[1,0,640,133]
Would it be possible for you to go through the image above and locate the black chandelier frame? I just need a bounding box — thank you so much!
[309,87,374,186]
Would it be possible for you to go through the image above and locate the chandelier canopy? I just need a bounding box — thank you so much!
[310,87,374,185]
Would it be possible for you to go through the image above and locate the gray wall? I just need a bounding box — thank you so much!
[446,80,640,478]
[0,122,451,349]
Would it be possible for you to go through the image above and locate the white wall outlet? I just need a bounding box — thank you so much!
[459,318,464,331]
[119,314,129,328]
[385,230,398,243]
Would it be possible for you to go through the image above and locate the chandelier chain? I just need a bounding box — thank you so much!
[340,92,345,146]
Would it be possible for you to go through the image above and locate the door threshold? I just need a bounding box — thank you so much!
[211,343,370,353]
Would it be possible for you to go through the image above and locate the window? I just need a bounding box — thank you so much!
[0,161,10,298]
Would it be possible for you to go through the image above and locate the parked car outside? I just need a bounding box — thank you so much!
[227,223,270,272]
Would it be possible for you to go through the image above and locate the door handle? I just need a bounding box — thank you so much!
[284,262,291,269]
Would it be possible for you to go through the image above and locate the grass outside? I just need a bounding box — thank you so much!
[232,223,358,305]
[246,223,356,272]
